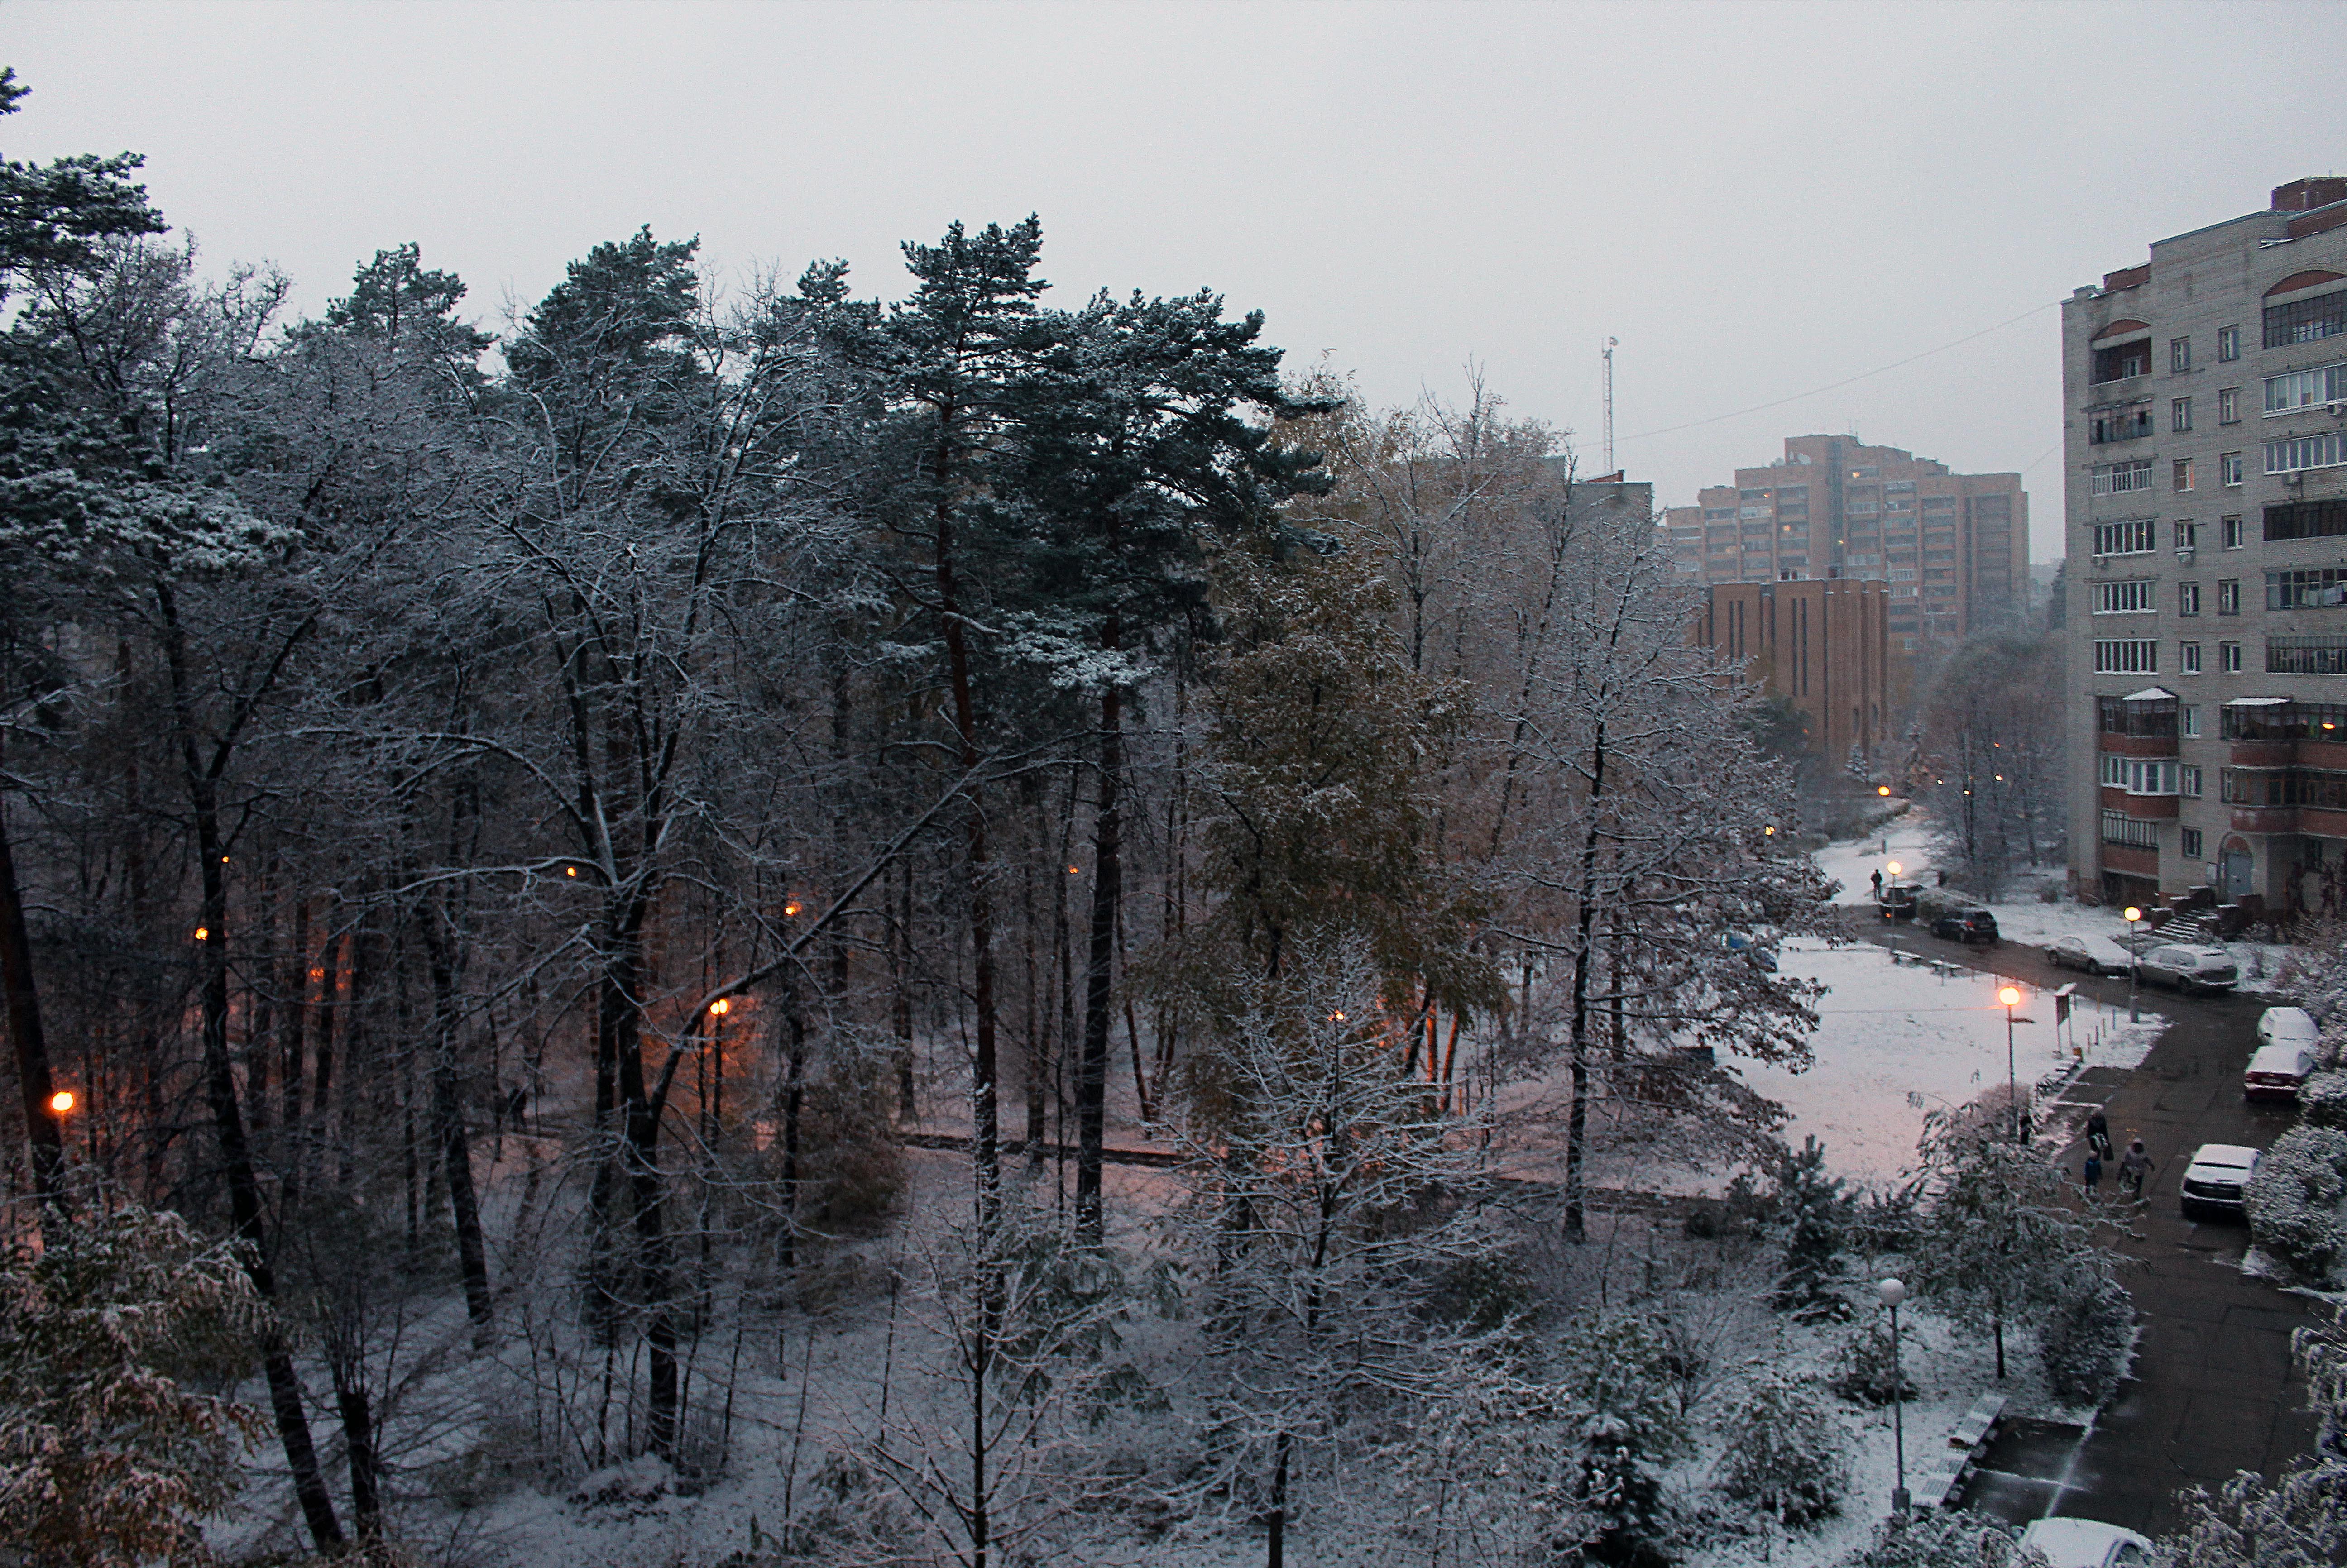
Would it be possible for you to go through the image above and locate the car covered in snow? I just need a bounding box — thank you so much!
[1930,906,2000,945]
[2134,942,2238,995]
[2179,1143,2262,1220]
[2245,1040,2318,1101]
[2255,1005,2320,1055]
[2045,932,2137,976]
[2017,1517,2153,1568]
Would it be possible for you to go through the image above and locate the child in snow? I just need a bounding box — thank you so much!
[2082,1152,2103,1197]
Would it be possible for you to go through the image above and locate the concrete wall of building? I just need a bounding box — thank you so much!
[2062,182,2347,916]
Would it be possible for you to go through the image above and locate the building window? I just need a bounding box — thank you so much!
[2182,827,2204,859]
[2265,498,2347,541]
[2172,397,2193,432]
[2098,753,2127,786]
[2090,518,2157,555]
[2171,336,2193,373]
[2094,580,2157,613]
[2219,325,2241,362]
[2268,636,2347,675]
[2221,640,2243,673]
[2264,289,2347,350]
[2221,451,2244,486]
[2265,363,2347,415]
[2181,640,2203,673]
[2266,431,2347,475]
[2176,518,2199,549]
[2218,579,2242,615]
[2223,515,2246,548]
[2090,402,2154,444]
[2268,568,2347,609]
[2093,339,2152,383]
[2179,582,2202,616]
[2093,639,2159,673]
[2220,386,2242,423]
[2101,811,2159,849]
[2090,459,2155,495]
[2182,704,2202,738]
[2174,458,2195,492]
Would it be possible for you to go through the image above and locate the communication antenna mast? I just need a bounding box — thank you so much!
[1601,337,1619,474]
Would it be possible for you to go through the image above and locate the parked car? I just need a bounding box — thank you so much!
[1723,930,1778,973]
[2256,1005,2320,1054]
[1876,878,1920,921]
[2045,933,2136,976]
[2180,1143,2262,1220]
[1930,907,1999,945]
[2017,1518,2153,1568]
[2135,942,2238,995]
[2245,1040,2318,1101]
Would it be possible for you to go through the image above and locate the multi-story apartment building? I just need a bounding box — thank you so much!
[2064,177,2347,915]
[1662,435,2028,651]
[1693,578,1892,764]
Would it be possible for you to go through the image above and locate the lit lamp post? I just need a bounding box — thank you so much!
[1999,985,2023,1143]
[1880,1277,1910,1515]
[2122,905,2142,1022]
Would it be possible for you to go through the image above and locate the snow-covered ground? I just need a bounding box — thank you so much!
[1732,940,2161,1187]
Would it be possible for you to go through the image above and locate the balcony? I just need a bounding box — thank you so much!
[2102,733,2179,759]
[2232,805,2302,834]
[2102,843,2159,876]
[2102,788,2179,818]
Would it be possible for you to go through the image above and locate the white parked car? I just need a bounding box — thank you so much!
[2135,942,2239,995]
[2180,1143,2262,1220]
[2256,1005,2320,1054]
[2018,1517,2153,1568]
[2245,1040,2318,1101]
[2045,933,2138,976]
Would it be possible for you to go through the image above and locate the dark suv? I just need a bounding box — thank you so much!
[1930,908,2000,946]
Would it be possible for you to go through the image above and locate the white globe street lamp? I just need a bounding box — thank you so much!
[1879,1277,1910,1515]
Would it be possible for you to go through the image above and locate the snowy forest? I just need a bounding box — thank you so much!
[8,68,2343,1568]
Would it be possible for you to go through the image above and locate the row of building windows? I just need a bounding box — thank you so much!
[2090,295,2347,389]
[2089,503,2347,558]
[2091,570,2347,615]
[2094,636,2347,674]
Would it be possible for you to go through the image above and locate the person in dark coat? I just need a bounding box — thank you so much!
[2084,1109,2112,1161]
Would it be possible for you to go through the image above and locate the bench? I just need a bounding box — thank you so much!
[1948,1392,2007,1453]
[1908,1455,1969,1509]
[1931,960,1963,978]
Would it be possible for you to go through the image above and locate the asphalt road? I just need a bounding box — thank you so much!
[1855,918,2319,1536]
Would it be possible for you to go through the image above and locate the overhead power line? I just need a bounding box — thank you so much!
[1616,299,2058,445]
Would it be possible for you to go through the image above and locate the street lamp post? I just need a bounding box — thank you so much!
[1880,1277,1910,1515]
[2122,905,2142,1022]
[1999,985,2023,1143]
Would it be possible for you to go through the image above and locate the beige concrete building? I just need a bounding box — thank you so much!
[1662,435,2028,653]
[2064,177,2347,916]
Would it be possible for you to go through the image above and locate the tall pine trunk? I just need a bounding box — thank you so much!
[1076,660,1122,1242]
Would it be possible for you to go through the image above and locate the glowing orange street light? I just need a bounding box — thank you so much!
[1999,985,2024,1142]
[709,998,731,1016]
[1886,861,1902,878]
[1878,785,1892,797]
[1066,864,1081,875]
[566,866,579,877]
[783,900,803,918]
[48,1090,76,1116]
[193,927,210,942]
[1998,985,2021,1008]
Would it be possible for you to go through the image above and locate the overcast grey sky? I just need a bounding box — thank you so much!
[12,2,2347,556]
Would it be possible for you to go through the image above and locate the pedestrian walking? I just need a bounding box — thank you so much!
[2085,1109,2112,1161]
[2119,1138,2153,1199]
[1871,868,1884,899]
[2082,1152,2103,1196]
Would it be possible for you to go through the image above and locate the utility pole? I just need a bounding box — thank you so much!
[1601,336,1619,473]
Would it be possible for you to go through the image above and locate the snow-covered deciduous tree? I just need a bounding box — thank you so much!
[2246,1126,2347,1286]
[0,1206,264,1566]
[1163,941,1516,1568]
[1912,629,2064,901]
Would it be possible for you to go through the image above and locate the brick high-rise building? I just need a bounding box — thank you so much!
[2064,177,2347,914]
[1662,435,2029,652]
[1694,578,1893,765]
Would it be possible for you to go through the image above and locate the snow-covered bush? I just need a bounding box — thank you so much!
[1551,1315,1692,1568]
[1768,1136,1855,1319]
[2245,1126,2347,1285]
[2038,1274,2136,1407]
[2299,1070,2347,1132]
[0,1206,266,1567]
[1845,1507,2022,1566]
[1715,1372,1849,1526]
[1828,1318,1916,1406]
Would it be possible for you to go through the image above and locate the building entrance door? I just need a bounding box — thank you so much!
[2222,849,2254,899]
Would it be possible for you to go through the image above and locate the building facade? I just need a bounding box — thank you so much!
[1694,578,1892,765]
[2064,177,2347,916]
[1662,435,2028,652]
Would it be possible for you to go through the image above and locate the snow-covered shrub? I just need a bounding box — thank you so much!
[1828,1318,1916,1406]
[1418,1247,1538,1334]
[1846,1507,2021,1566]
[1768,1136,1855,1319]
[1716,1373,1849,1526]
[2300,1070,2347,1132]
[0,1206,266,1568]
[2245,1126,2347,1285]
[1549,1315,1691,1568]
[2038,1274,2136,1407]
